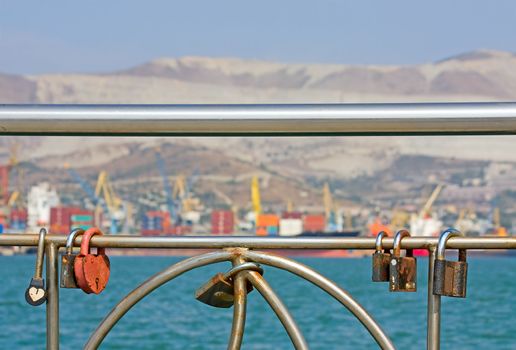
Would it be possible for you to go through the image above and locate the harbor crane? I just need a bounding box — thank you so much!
[154,149,178,224]
[94,171,130,234]
[251,176,262,219]
[323,182,337,230]
[64,164,123,234]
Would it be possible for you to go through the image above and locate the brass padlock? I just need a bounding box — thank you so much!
[372,231,391,282]
[60,228,84,288]
[195,262,263,308]
[433,228,468,298]
[389,230,417,292]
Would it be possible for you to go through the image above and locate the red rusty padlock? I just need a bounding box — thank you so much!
[74,227,110,294]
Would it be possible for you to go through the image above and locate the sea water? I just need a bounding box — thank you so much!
[1,255,514,349]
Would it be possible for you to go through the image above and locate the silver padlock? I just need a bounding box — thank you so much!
[372,231,391,282]
[433,228,468,298]
[25,228,47,306]
[60,228,84,288]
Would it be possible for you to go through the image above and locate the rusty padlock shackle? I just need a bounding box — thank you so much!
[392,229,411,257]
[80,227,105,256]
[436,228,463,260]
[65,228,85,255]
[224,262,263,280]
[375,231,390,252]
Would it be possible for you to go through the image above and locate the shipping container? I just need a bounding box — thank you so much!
[267,226,279,236]
[9,208,28,230]
[168,225,192,235]
[50,207,94,234]
[282,211,303,219]
[141,229,161,236]
[142,210,194,236]
[279,218,303,236]
[10,208,28,221]
[211,210,234,235]
[142,211,169,232]
[71,214,93,222]
[257,214,280,227]
[303,214,326,232]
[256,226,268,236]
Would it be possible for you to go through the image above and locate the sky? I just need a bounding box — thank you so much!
[0,1,515,74]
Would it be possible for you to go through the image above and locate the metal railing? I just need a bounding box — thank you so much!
[1,102,516,350]
[1,102,516,135]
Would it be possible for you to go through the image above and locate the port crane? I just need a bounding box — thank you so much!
[323,182,338,231]
[409,184,445,236]
[154,149,178,224]
[64,164,122,234]
[251,176,262,219]
[0,141,24,207]
[94,171,131,234]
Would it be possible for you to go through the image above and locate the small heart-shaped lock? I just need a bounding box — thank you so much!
[25,278,46,306]
[29,287,45,301]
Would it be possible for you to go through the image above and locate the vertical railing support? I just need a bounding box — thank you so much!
[46,243,59,350]
[427,247,440,350]
[228,256,248,350]
[244,271,309,350]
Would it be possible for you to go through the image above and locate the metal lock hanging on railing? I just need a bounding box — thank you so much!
[372,231,391,282]
[195,262,263,308]
[433,228,468,298]
[25,228,48,306]
[60,228,84,289]
[389,230,417,292]
[74,227,111,294]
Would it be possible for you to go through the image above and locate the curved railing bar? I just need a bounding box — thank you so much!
[227,257,248,350]
[227,272,247,350]
[84,250,233,349]
[244,271,309,350]
[243,251,396,350]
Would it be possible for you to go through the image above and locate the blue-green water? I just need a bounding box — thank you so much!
[1,255,514,349]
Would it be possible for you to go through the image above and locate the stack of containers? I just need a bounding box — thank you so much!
[141,211,193,236]
[256,214,280,236]
[211,210,234,235]
[0,207,8,233]
[50,207,95,234]
[70,211,94,231]
[9,208,28,230]
[50,207,73,234]
[141,210,167,236]
[302,214,326,233]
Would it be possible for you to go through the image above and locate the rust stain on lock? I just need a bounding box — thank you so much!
[433,232,468,298]
[195,261,262,308]
[389,256,417,292]
[372,252,391,282]
[74,227,111,294]
[433,259,468,298]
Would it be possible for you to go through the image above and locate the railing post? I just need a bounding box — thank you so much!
[46,243,59,350]
[427,247,440,350]
[228,256,248,350]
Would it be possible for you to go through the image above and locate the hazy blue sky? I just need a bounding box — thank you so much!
[1,1,515,74]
